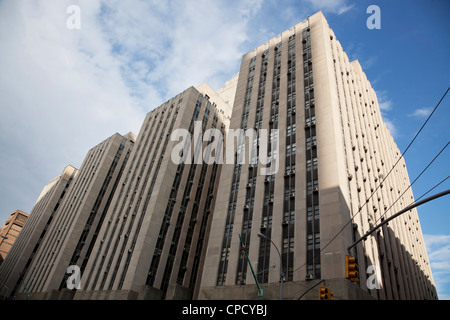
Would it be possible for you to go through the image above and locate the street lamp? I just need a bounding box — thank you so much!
[257,232,284,300]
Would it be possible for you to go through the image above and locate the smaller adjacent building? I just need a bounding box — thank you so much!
[0,210,29,264]
[0,165,78,299]
[0,132,135,300]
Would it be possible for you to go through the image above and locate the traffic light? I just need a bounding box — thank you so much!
[319,286,328,300]
[345,254,359,283]
[319,286,333,300]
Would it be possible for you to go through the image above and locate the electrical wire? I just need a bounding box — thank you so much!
[293,87,449,275]
[414,175,450,202]
[371,141,449,229]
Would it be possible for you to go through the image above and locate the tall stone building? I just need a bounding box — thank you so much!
[199,11,436,300]
[0,165,78,299]
[74,83,233,300]
[0,10,437,301]
[0,132,135,300]
[19,133,135,299]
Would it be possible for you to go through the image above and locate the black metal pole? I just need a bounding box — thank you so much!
[347,189,450,252]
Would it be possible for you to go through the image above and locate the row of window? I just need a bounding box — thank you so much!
[82,94,182,291]
[303,26,321,280]
[219,29,322,285]
[237,49,272,286]
[257,46,279,284]
[59,136,134,290]
[146,95,202,291]
[217,54,261,286]
[27,141,113,292]
[330,33,437,299]
[11,169,76,297]
[281,34,297,282]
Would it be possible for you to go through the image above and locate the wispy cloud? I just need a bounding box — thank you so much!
[97,0,263,98]
[304,0,355,15]
[0,0,147,214]
[383,119,398,138]
[424,234,450,299]
[0,0,264,221]
[376,90,393,111]
[379,100,392,112]
[375,90,398,137]
[409,107,433,118]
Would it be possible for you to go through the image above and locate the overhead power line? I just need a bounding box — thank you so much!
[326,140,449,256]
[292,86,449,275]
[347,188,450,252]
[369,141,449,232]
[414,175,450,202]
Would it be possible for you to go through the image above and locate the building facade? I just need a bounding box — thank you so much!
[0,210,29,265]
[0,11,437,301]
[0,132,135,300]
[0,165,78,299]
[73,84,233,300]
[17,132,135,299]
[199,11,436,300]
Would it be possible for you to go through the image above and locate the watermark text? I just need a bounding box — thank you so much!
[66,265,81,289]
[66,5,81,30]
[170,121,279,176]
[366,5,381,30]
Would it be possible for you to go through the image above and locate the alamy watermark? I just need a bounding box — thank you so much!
[170,121,279,176]
[366,265,382,289]
[66,265,81,290]
[66,5,81,30]
[366,5,381,30]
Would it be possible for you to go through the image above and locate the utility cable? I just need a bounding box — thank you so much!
[414,175,450,202]
[293,87,449,274]
[370,140,449,230]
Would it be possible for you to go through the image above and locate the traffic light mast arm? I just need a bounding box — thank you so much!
[347,189,450,253]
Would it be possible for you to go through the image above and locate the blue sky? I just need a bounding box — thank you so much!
[0,0,449,299]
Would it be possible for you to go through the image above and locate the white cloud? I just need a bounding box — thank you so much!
[424,234,450,248]
[383,118,398,138]
[424,234,450,299]
[0,1,139,218]
[304,0,355,15]
[97,0,263,98]
[376,90,392,112]
[376,91,393,111]
[0,0,264,224]
[379,100,392,111]
[375,90,397,138]
[438,293,450,300]
[0,0,147,216]
[409,107,433,118]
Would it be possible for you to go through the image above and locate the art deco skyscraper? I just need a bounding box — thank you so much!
[0,132,135,300]
[0,165,78,299]
[74,83,232,300]
[0,10,436,301]
[199,11,436,300]
[19,133,135,299]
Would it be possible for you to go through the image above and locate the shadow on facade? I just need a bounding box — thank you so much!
[360,223,437,300]
[4,185,437,300]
